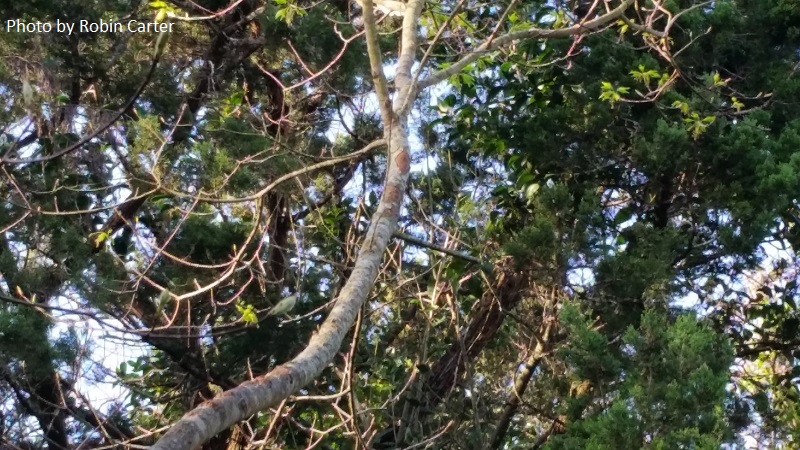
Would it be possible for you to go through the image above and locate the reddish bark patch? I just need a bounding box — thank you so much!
[383,186,403,215]
[394,149,410,174]
[267,365,292,380]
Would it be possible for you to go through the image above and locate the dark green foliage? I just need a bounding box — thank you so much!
[546,308,734,449]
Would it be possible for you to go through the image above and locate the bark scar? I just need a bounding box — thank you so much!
[394,149,410,174]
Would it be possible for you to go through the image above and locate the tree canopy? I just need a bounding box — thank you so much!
[1,0,800,449]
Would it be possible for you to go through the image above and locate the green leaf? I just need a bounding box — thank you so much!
[525,183,540,200]
[731,96,744,112]
[712,71,727,87]
[619,21,629,34]
[236,303,258,325]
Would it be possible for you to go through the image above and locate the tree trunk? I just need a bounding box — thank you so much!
[490,314,555,448]
[425,258,528,404]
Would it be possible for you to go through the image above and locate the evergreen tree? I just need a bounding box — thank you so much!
[0,1,798,449]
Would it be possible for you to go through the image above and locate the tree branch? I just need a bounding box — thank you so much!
[392,230,491,271]
[0,53,162,165]
[149,4,419,449]
[490,316,555,448]
[418,0,634,90]
[362,0,394,124]
[148,2,646,449]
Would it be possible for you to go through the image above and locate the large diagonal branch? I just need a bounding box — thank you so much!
[147,87,411,450]
[149,1,638,449]
[148,4,418,450]
[425,259,527,403]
